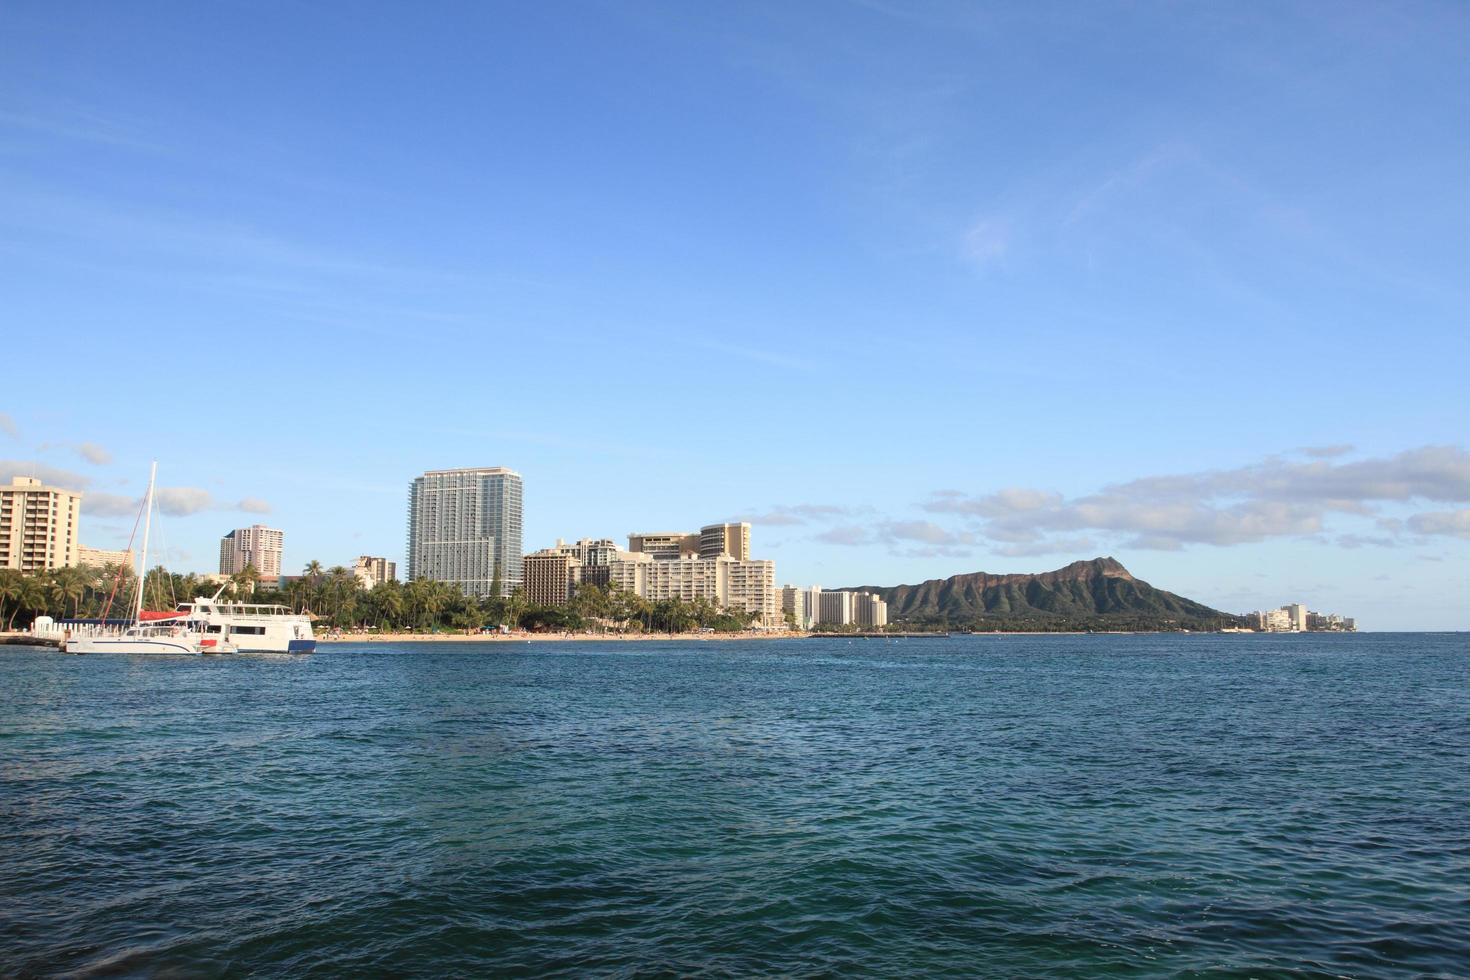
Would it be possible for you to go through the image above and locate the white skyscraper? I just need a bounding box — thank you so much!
[406,467,523,597]
[219,524,283,578]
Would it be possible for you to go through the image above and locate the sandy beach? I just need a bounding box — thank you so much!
[317,630,812,643]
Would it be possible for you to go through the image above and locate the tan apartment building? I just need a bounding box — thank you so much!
[699,522,751,560]
[78,545,134,570]
[0,476,82,572]
[219,524,284,578]
[609,553,779,626]
[627,531,700,560]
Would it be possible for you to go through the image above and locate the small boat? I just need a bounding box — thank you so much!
[64,462,231,656]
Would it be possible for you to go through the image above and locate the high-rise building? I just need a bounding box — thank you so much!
[627,531,699,560]
[781,584,813,629]
[545,538,623,588]
[351,555,397,589]
[819,590,855,626]
[0,476,82,572]
[699,522,751,560]
[406,467,523,597]
[219,525,284,578]
[524,549,582,607]
[853,592,888,628]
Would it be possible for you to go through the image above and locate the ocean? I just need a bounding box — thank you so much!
[2,634,1467,977]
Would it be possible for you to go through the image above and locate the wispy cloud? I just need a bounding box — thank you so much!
[82,492,140,518]
[0,459,90,488]
[1299,444,1355,459]
[0,413,17,438]
[1407,509,1470,541]
[925,445,1470,551]
[959,217,1009,270]
[80,486,272,519]
[75,442,112,465]
[736,503,852,526]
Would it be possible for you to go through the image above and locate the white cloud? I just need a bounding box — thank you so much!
[1407,509,1470,541]
[75,442,113,465]
[238,497,272,514]
[925,445,1470,552]
[1299,444,1355,459]
[0,413,16,438]
[815,525,873,546]
[736,503,850,526]
[155,487,215,516]
[0,460,91,489]
[82,492,141,518]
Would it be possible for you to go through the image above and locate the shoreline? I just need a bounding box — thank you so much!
[317,630,813,643]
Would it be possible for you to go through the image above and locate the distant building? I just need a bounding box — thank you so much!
[219,525,283,578]
[609,553,779,626]
[819,590,854,626]
[524,549,583,607]
[0,475,82,572]
[78,545,134,570]
[1248,603,1355,632]
[352,555,397,589]
[406,467,523,597]
[699,522,751,561]
[782,584,814,629]
[541,538,624,589]
[627,531,700,560]
[854,592,888,628]
[802,588,889,629]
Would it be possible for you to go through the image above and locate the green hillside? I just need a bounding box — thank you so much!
[842,557,1241,631]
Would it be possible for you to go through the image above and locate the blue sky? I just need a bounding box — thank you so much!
[3,1,1468,629]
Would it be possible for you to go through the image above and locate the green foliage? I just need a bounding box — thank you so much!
[0,562,766,636]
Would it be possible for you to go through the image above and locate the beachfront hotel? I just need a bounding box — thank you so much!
[77,545,134,569]
[0,475,82,573]
[783,584,888,629]
[608,552,779,625]
[406,467,523,597]
[218,524,284,578]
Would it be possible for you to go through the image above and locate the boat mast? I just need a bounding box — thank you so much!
[134,461,158,625]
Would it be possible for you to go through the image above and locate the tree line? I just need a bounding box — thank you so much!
[0,562,764,635]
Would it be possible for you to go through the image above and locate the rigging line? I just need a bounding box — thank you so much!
[150,497,179,611]
[100,493,146,624]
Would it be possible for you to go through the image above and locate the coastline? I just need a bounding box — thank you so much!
[317,630,813,643]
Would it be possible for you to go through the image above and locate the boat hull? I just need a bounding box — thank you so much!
[64,638,199,655]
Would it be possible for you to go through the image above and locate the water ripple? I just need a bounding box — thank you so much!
[2,633,1468,976]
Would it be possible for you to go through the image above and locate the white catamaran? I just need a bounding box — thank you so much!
[171,590,317,654]
[63,462,235,656]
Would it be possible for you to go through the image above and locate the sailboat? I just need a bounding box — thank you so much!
[63,462,234,656]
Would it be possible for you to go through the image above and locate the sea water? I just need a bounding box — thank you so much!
[2,633,1467,976]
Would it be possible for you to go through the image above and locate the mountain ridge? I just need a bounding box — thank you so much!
[839,557,1237,630]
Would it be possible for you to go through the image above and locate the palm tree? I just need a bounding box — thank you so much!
[0,569,22,631]
[369,581,404,630]
[59,567,87,619]
[302,560,324,611]
[12,575,45,630]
